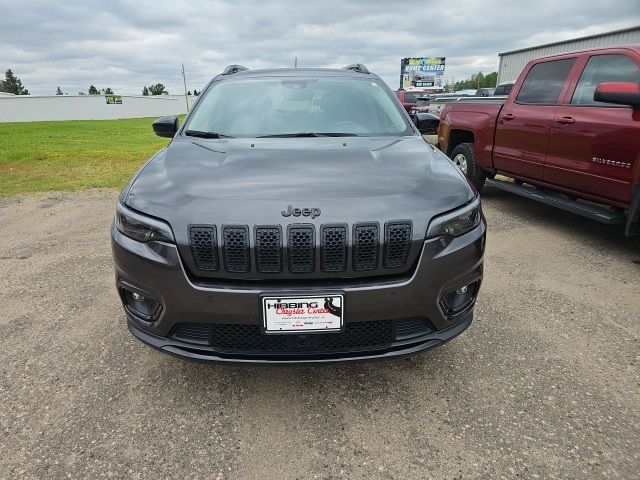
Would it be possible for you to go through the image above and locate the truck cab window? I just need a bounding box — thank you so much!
[571,54,640,105]
[516,58,576,104]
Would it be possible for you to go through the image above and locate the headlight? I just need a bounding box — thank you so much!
[115,202,175,243]
[426,197,482,239]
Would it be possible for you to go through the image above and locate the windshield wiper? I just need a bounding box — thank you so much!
[257,132,359,138]
[184,130,234,139]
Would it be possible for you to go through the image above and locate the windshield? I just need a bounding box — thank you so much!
[185,76,412,137]
[415,99,429,106]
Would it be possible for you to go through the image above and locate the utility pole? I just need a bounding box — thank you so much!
[294,57,298,68]
[181,64,189,112]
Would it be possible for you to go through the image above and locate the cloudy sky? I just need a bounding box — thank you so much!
[1,0,638,95]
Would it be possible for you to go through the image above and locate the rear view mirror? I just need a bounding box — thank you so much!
[594,82,640,108]
[152,116,179,137]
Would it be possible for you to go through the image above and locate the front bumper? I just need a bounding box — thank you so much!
[112,222,485,364]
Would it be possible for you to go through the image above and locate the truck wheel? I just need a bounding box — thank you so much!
[450,143,486,190]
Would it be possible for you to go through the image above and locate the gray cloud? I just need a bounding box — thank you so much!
[0,0,638,95]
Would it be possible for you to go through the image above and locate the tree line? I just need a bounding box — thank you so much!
[1,69,199,96]
[448,71,498,92]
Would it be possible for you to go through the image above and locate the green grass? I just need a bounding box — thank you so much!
[0,117,180,195]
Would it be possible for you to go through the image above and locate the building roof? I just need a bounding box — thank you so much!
[498,25,640,57]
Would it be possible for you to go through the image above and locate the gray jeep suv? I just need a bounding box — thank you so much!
[111,64,486,363]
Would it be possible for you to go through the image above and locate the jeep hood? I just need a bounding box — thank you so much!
[125,136,474,235]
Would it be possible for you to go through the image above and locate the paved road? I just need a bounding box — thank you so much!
[1,188,638,479]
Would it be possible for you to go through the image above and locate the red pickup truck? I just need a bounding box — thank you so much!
[396,90,430,112]
[438,46,640,235]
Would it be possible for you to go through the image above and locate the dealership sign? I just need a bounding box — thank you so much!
[400,57,446,89]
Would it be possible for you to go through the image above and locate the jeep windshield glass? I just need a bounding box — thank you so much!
[184,76,413,137]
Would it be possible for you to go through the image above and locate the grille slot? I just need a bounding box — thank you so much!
[222,225,250,273]
[171,323,210,345]
[384,221,412,268]
[353,223,379,271]
[189,225,219,271]
[255,226,282,273]
[395,317,433,341]
[288,225,315,273]
[321,225,347,272]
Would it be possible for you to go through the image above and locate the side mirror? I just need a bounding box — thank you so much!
[594,82,640,108]
[152,116,179,138]
[412,113,440,135]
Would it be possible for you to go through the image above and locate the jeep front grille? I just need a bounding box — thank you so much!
[222,225,250,273]
[188,221,414,276]
[288,224,314,273]
[384,221,412,268]
[255,226,282,273]
[189,225,219,271]
[353,223,379,271]
[321,224,347,272]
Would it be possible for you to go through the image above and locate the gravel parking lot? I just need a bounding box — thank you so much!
[1,188,638,479]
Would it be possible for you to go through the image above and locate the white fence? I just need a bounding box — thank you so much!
[0,94,195,123]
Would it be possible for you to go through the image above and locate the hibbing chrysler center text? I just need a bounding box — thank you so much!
[111,64,486,363]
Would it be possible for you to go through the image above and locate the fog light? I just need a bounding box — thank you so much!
[441,282,477,316]
[120,288,161,321]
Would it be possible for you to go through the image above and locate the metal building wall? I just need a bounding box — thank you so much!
[497,27,640,84]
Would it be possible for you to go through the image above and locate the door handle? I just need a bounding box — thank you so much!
[555,116,575,125]
[501,113,515,121]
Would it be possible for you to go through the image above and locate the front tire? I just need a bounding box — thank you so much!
[450,143,486,191]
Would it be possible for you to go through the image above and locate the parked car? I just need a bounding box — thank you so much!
[111,63,486,364]
[410,96,430,114]
[438,46,640,235]
[475,87,495,97]
[396,89,429,112]
[493,81,514,96]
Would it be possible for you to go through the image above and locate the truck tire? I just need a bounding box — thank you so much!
[450,143,486,191]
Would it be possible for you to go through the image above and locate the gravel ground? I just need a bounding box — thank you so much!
[0,188,638,479]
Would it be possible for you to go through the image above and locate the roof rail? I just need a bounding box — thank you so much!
[342,63,370,74]
[222,65,249,75]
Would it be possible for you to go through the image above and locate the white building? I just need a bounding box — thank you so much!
[0,94,195,123]
[497,26,640,84]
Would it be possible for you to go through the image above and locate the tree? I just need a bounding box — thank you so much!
[484,71,498,88]
[187,90,192,95]
[193,89,199,96]
[148,83,167,95]
[142,86,149,96]
[0,69,29,95]
[452,71,499,92]
[88,85,99,95]
[56,86,63,95]
[104,87,114,94]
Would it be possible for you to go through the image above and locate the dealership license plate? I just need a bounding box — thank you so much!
[262,295,343,333]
